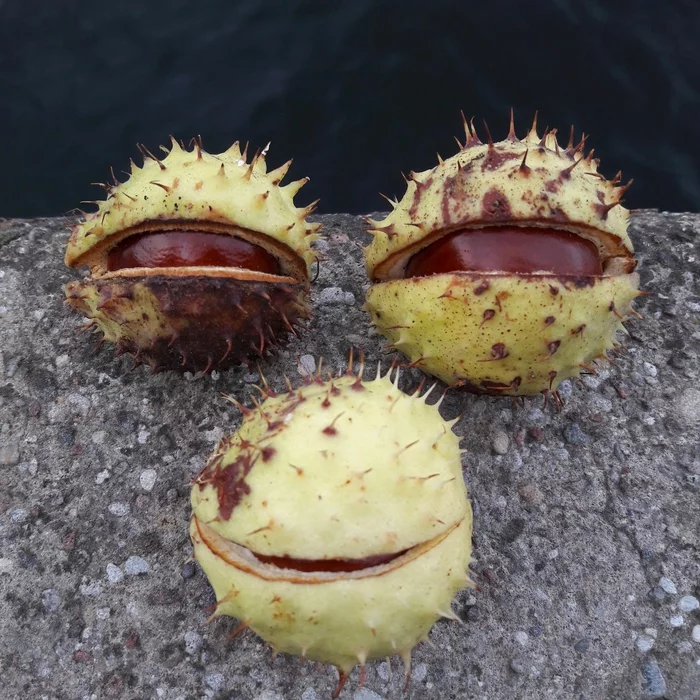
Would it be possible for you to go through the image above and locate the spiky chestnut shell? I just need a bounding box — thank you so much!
[64,139,321,373]
[190,363,472,683]
[364,115,641,396]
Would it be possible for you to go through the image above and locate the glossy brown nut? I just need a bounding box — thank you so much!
[405,226,603,278]
[107,231,282,275]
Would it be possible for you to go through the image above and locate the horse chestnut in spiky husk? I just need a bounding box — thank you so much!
[364,113,643,397]
[190,355,472,695]
[64,139,321,373]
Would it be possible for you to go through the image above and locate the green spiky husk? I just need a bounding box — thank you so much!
[190,370,472,674]
[365,272,640,395]
[65,275,309,373]
[191,515,471,673]
[363,115,640,396]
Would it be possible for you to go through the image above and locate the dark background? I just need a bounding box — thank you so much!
[1,0,699,218]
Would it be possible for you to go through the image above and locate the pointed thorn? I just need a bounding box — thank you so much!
[482,118,493,147]
[566,125,575,151]
[411,378,426,397]
[574,133,589,154]
[560,156,584,179]
[460,109,470,143]
[149,181,172,193]
[346,347,355,376]
[519,149,530,174]
[529,110,539,139]
[332,669,349,699]
[504,107,516,141]
[226,621,249,641]
[285,177,309,198]
[402,650,412,692]
[461,111,482,146]
[137,143,166,170]
[598,201,621,219]
[378,192,396,208]
[268,158,292,185]
[301,198,320,217]
[257,364,277,397]
[616,179,634,197]
[221,393,252,416]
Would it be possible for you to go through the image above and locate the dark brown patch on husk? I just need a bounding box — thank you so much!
[481,188,512,221]
[196,446,258,520]
[67,275,309,373]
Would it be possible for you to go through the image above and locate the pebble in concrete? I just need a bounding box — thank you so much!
[412,663,427,682]
[640,661,666,698]
[514,631,529,646]
[658,576,677,595]
[106,563,124,583]
[636,635,655,653]
[124,556,149,575]
[184,631,202,655]
[181,561,196,579]
[678,595,699,612]
[298,354,317,377]
[318,287,355,305]
[41,589,60,613]
[9,508,28,523]
[492,431,509,455]
[205,673,225,691]
[139,469,157,492]
[564,423,590,445]
[108,502,130,517]
[518,484,544,505]
[669,614,684,628]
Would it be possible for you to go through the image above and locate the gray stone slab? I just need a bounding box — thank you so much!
[0,211,699,699]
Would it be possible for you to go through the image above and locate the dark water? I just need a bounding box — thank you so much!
[1,0,699,217]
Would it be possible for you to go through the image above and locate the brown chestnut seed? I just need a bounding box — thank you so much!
[406,227,603,278]
[107,231,281,275]
[252,549,406,573]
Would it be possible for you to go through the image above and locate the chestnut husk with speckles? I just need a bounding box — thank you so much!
[190,358,473,693]
[66,275,308,373]
[64,139,320,373]
[364,112,642,398]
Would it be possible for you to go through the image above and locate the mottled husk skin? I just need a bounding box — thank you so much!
[365,272,639,395]
[66,275,309,373]
[190,371,472,675]
[64,139,319,373]
[364,117,640,395]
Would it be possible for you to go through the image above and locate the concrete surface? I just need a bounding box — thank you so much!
[0,212,699,700]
